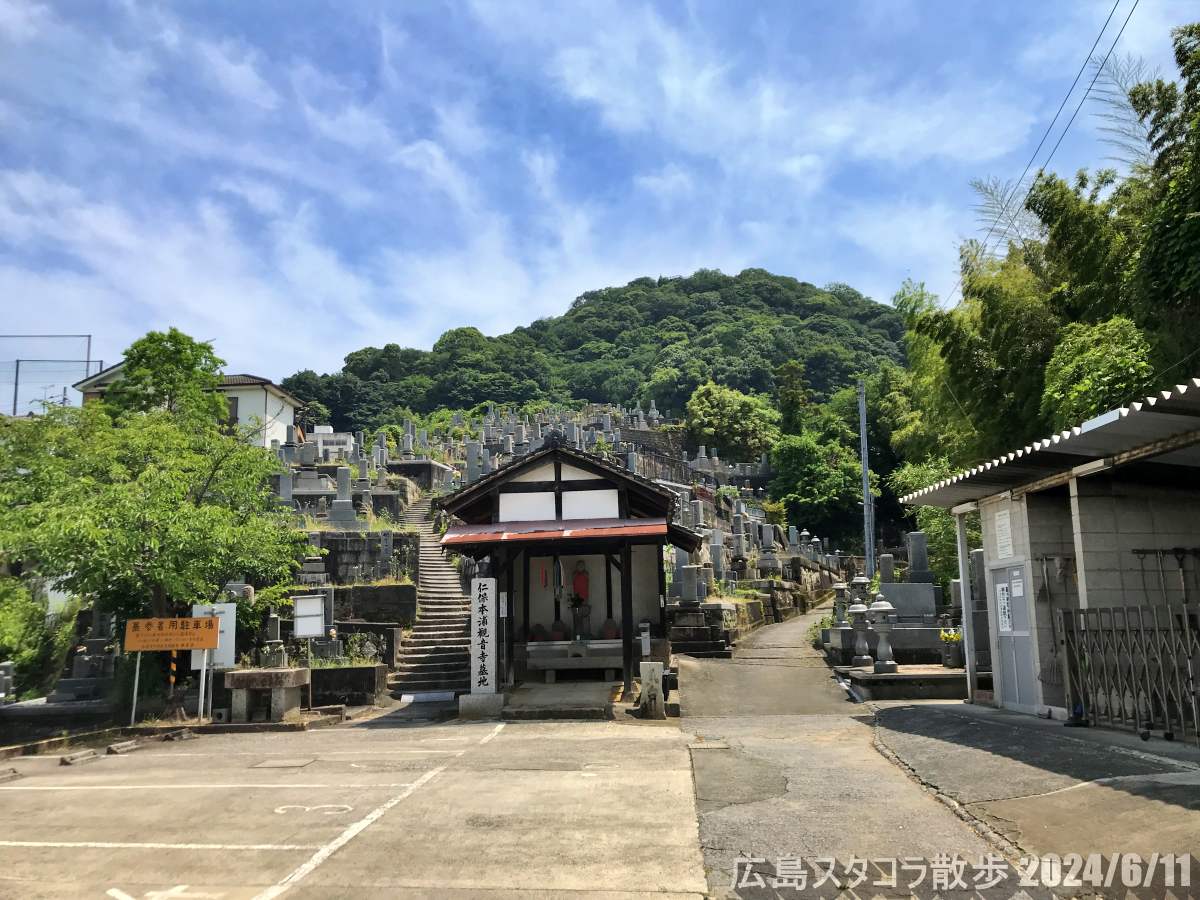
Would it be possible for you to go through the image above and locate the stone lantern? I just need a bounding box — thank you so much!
[848,599,874,667]
[832,582,849,627]
[849,574,870,604]
[869,593,897,674]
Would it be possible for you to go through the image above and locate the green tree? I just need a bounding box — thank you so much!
[769,433,865,545]
[775,359,809,434]
[105,328,227,422]
[1040,317,1155,429]
[685,381,780,459]
[0,405,306,620]
[0,578,79,699]
[890,459,981,591]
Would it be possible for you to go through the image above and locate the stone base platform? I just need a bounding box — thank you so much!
[838,665,967,701]
[498,682,616,721]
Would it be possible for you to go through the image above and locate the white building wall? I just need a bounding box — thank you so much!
[221,386,293,448]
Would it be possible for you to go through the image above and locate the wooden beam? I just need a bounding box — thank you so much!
[553,459,563,519]
[498,479,613,494]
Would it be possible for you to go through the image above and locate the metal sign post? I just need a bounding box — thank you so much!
[129,651,142,727]
[196,649,208,720]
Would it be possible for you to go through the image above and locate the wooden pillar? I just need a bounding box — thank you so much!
[605,552,614,620]
[621,542,633,694]
[657,541,667,633]
[553,554,561,622]
[522,549,531,643]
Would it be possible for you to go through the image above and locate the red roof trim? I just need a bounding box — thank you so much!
[441,518,667,546]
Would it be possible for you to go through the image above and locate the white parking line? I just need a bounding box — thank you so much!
[0,840,317,851]
[252,766,445,900]
[0,782,416,791]
[125,749,464,758]
[478,723,504,744]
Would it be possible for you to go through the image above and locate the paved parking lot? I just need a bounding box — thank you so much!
[0,715,707,898]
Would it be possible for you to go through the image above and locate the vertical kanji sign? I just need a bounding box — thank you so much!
[470,577,497,694]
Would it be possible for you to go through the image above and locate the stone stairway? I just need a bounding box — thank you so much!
[389,497,472,696]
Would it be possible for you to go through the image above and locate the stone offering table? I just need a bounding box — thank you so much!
[224,667,310,723]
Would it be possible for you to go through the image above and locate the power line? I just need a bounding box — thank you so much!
[942,0,1127,306]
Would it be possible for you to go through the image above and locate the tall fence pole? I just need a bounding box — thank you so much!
[11,359,19,416]
[857,378,875,579]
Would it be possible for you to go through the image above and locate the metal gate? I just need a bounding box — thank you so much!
[1061,605,1200,747]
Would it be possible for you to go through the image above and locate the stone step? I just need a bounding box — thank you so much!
[394,659,468,672]
[401,644,470,656]
[390,680,469,695]
[403,639,470,650]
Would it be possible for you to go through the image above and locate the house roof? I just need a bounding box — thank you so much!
[71,360,126,391]
[220,374,302,407]
[72,364,300,408]
[436,440,680,523]
[902,376,1200,508]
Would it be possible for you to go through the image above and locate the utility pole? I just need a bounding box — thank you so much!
[857,378,875,579]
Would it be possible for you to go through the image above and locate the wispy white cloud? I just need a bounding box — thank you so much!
[0,0,1182,381]
[194,38,280,110]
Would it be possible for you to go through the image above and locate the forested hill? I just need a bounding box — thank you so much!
[282,268,904,433]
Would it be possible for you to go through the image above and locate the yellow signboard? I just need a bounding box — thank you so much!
[124,617,220,652]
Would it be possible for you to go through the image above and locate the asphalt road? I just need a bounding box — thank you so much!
[0,714,707,898]
[678,606,991,897]
[875,701,1200,859]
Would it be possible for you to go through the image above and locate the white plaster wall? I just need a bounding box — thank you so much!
[499,492,556,522]
[511,462,555,483]
[222,386,293,447]
[561,489,619,519]
[1070,476,1200,610]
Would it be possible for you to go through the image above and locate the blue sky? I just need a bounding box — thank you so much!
[0,0,1192,382]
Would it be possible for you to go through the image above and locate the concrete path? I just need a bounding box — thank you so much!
[0,712,706,898]
[679,606,991,896]
[875,701,1200,859]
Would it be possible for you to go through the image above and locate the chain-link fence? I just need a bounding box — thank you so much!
[0,335,102,416]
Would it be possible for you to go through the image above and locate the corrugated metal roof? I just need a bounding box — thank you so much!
[902,377,1200,508]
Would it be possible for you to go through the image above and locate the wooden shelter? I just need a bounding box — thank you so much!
[437,438,701,692]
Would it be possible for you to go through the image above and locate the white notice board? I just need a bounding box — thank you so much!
[994,509,1013,560]
[293,595,326,639]
[996,582,1013,633]
[191,602,236,670]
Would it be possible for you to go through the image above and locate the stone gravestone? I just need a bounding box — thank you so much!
[638,661,665,720]
[328,466,363,530]
[879,553,895,584]
[906,531,935,583]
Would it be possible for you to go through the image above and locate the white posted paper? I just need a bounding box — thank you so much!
[994,509,1013,560]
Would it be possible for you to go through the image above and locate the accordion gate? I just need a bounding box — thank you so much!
[1061,604,1200,748]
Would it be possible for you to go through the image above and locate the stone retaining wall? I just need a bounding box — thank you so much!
[310,663,388,706]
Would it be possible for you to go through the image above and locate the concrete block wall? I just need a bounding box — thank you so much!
[1070,476,1200,609]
